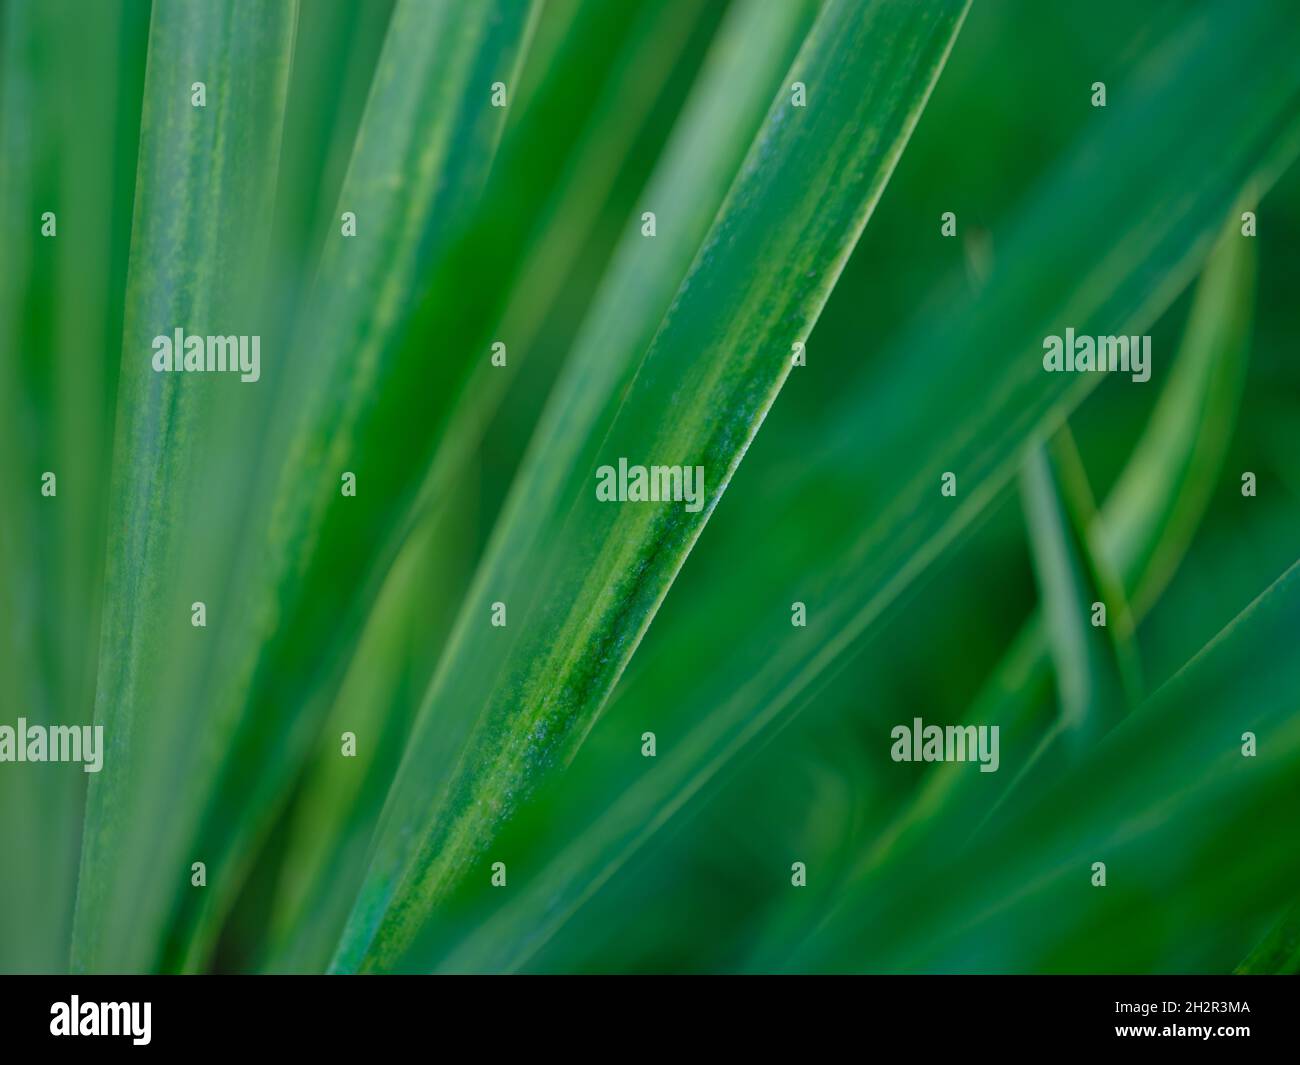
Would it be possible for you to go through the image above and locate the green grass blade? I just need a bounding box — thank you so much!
[1020,436,1135,745]
[261,500,469,972]
[268,0,396,333]
[430,0,1297,972]
[976,436,1139,831]
[160,0,541,970]
[805,201,1262,925]
[335,0,972,973]
[417,0,812,521]
[487,0,821,531]
[1095,207,1258,615]
[71,0,299,973]
[167,0,723,969]
[261,0,818,973]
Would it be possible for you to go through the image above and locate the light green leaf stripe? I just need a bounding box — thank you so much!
[335,0,972,973]
[1020,437,1134,742]
[1095,208,1258,616]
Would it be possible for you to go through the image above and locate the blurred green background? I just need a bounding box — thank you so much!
[2,0,1298,974]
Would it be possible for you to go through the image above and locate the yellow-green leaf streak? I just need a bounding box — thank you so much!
[336,0,971,973]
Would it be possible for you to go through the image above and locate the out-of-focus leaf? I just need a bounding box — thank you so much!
[1094,207,1258,615]
[0,0,149,974]
[971,435,1140,833]
[262,498,469,972]
[794,557,1300,972]
[1021,437,1136,744]
[335,0,972,973]
[846,203,1260,882]
[158,0,541,970]
[269,0,396,331]
[165,0,720,965]
[418,0,800,517]
[1237,900,1300,974]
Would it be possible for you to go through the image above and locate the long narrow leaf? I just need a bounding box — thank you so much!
[0,0,149,973]
[264,0,818,973]
[71,0,299,972]
[163,0,541,970]
[336,0,972,973]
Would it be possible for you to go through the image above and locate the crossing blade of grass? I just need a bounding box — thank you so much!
[334,0,972,973]
[157,0,711,972]
[1094,205,1258,616]
[794,556,1300,972]
[458,0,722,380]
[261,0,818,973]
[848,203,1259,871]
[1020,435,1137,746]
[970,217,1257,827]
[974,436,1140,831]
[650,0,1300,803]
[155,0,541,971]
[402,0,727,531]
[70,0,299,973]
[429,0,1294,972]
[172,0,736,970]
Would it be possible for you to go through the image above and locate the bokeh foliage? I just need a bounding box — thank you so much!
[1,0,1298,974]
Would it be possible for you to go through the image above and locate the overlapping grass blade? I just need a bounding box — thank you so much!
[262,0,817,972]
[979,436,1139,826]
[334,0,972,973]
[158,0,541,969]
[168,5,730,966]
[269,0,396,332]
[1094,204,1258,614]
[172,0,725,969]
[1021,434,1138,739]
[794,556,1300,971]
[843,206,1259,883]
[405,0,728,527]
[262,502,468,972]
[429,0,1294,971]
